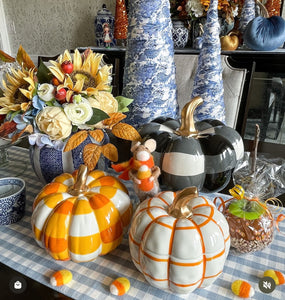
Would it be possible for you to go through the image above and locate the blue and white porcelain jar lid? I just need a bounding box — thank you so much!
[96,4,112,18]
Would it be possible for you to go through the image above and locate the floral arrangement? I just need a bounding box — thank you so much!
[170,0,240,23]
[0,46,140,170]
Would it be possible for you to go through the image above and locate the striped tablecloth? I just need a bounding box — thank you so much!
[0,146,284,299]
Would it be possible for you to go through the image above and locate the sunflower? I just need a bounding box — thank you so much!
[0,67,36,114]
[49,49,112,102]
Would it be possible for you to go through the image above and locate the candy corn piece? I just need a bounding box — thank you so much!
[264,270,285,285]
[110,277,130,296]
[50,269,72,286]
[231,280,255,298]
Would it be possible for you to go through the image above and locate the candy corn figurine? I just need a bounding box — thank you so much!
[231,280,255,298]
[110,277,130,296]
[264,270,285,285]
[50,269,73,286]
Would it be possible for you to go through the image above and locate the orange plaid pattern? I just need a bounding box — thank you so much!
[32,170,132,262]
[129,191,230,293]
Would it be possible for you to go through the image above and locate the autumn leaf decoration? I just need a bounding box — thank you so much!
[63,112,141,170]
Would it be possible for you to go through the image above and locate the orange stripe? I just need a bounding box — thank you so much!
[100,221,123,243]
[129,233,140,247]
[89,193,110,209]
[225,235,230,242]
[55,200,74,215]
[239,281,251,298]
[170,278,202,287]
[112,280,125,296]
[276,271,285,284]
[176,225,196,230]
[168,219,177,289]
[141,249,168,262]
[194,207,214,227]
[206,249,225,261]
[69,234,101,255]
[155,219,173,230]
[54,271,64,286]
[134,206,167,220]
[204,270,223,279]
[33,182,68,209]
[120,204,132,227]
[44,236,68,253]
[171,260,203,267]
[189,219,206,288]
[143,271,168,282]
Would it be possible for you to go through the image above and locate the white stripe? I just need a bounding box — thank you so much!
[32,147,46,183]
[159,124,174,133]
[232,138,244,161]
[90,187,131,216]
[69,212,99,237]
[69,246,102,262]
[62,150,75,173]
[162,152,204,176]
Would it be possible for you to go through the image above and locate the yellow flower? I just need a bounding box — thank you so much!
[49,49,112,102]
[88,91,118,114]
[0,67,36,114]
[36,106,72,140]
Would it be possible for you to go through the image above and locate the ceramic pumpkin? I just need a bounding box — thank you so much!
[139,97,244,192]
[31,165,132,262]
[129,187,230,294]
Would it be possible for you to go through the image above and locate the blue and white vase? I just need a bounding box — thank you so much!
[191,0,226,124]
[29,135,109,183]
[172,19,189,48]
[95,4,116,47]
[122,0,179,127]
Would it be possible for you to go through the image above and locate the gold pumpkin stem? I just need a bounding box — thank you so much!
[68,164,88,196]
[168,187,199,219]
[175,96,203,137]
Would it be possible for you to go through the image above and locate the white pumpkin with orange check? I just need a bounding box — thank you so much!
[129,187,230,294]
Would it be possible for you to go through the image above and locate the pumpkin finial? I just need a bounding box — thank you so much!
[176,96,203,137]
[68,164,88,196]
[168,187,199,219]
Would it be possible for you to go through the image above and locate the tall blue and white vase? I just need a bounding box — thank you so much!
[122,0,179,127]
[238,0,256,34]
[191,0,226,124]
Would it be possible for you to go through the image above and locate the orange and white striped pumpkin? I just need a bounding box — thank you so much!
[31,165,132,262]
[129,187,230,294]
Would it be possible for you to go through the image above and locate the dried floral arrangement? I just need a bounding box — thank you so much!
[0,46,141,170]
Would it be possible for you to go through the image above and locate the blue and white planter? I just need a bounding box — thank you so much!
[0,177,25,225]
[122,0,179,127]
[30,135,109,184]
[191,0,226,124]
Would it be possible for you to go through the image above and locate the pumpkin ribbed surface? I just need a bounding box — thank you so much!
[31,170,132,262]
[129,191,230,294]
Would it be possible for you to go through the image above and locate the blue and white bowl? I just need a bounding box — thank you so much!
[0,177,26,225]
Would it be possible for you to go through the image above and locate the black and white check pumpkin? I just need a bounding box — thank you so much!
[139,97,244,192]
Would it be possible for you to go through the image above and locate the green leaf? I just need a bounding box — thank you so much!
[72,125,78,133]
[116,96,133,112]
[85,108,109,125]
[0,88,4,97]
[37,59,53,84]
[7,110,21,121]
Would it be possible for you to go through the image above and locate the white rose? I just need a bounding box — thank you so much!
[36,106,72,140]
[37,83,55,101]
[64,98,93,125]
